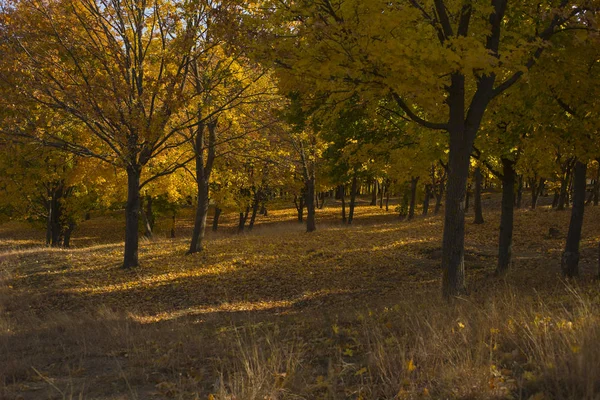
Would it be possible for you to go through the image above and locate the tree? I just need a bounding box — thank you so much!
[3,0,202,267]
[255,0,592,297]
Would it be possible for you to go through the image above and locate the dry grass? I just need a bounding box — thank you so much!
[1,196,600,399]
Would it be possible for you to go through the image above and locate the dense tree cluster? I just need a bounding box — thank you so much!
[1,0,599,298]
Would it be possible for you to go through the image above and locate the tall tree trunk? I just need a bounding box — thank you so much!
[562,161,587,277]
[171,212,176,238]
[557,163,573,211]
[248,189,262,230]
[530,176,539,210]
[305,177,316,232]
[141,195,153,239]
[594,160,600,206]
[441,136,471,298]
[189,171,209,253]
[408,176,419,220]
[434,171,446,215]
[496,158,516,276]
[294,194,304,223]
[62,222,76,248]
[552,190,560,208]
[423,184,431,216]
[379,180,384,208]
[348,175,358,224]
[370,179,377,206]
[385,181,390,212]
[188,121,216,254]
[123,165,141,268]
[473,167,484,224]
[45,190,52,246]
[465,183,471,213]
[515,175,523,208]
[238,207,250,232]
[339,184,347,224]
[212,207,221,232]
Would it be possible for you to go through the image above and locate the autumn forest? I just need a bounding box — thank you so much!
[1,0,600,398]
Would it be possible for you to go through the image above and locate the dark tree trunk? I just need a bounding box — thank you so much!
[189,175,209,253]
[530,176,540,210]
[318,192,326,209]
[45,190,53,246]
[370,179,377,206]
[348,175,358,224]
[423,184,431,216]
[408,176,419,220]
[557,162,573,211]
[434,171,446,215]
[516,175,523,209]
[496,158,516,276]
[171,212,176,238]
[473,167,484,224]
[441,134,471,298]
[212,207,221,232]
[561,161,587,277]
[123,165,141,268]
[238,207,250,232]
[594,160,600,206]
[552,190,560,208]
[465,184,471,213]
[62,222,76,248]
[248,189,262,230]
[305,177,316,232]
[379,180,384,208]
[188,121,217,254]
[142,195,153,239]
[338,185,347,224]
[385,181,390,212]
[294,194,304,223]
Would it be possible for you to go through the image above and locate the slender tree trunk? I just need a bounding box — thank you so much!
[434,172,446,215]
[465,184,471,213]
[123,165,141,268]
[370,179,377,206]
[141,195,153,239]
[385,181,390,211]
[294,194,304,223]
[348,175,358,224]
[212,207,221,232]
[552,190,560,208]
[530,176,539,210]
[423,184,431,216]
[594,160,600,206]
[45,192,52,246]
[189,177,209,253]
[339,185,347,224]
[562,161,587,277]
[306,177,316,232]
[557,164,572,211]
[188,121,216,254]
[408,176,419,220]
[516,175,523,208]
[379,181,384,208]
[248,189,262,230]
[238,207,250,232]
[473,167,484,224]
[171,212,176,238]
[497,158,516,276]
[62,222,75,248]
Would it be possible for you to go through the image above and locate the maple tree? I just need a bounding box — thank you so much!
[1,0,204,267]
[252,0,599,297]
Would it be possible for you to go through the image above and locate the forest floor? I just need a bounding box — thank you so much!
[1,194,600,399]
